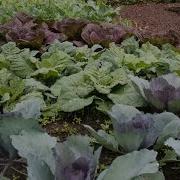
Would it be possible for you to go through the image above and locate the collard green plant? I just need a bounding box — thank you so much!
[131,73,180,113]
[51,71,94,112]
[0,42,38,78]
[85,60,128,94]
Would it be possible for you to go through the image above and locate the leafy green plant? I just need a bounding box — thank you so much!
[0,0,116,23]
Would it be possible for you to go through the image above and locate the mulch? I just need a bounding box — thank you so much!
[120,3,180,47]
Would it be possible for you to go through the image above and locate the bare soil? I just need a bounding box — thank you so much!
[120,3,180,47]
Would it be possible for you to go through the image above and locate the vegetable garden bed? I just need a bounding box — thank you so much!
[0,1,180,180]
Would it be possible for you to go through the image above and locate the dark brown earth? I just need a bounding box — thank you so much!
[120,3,180,33]
[120,3,180,47]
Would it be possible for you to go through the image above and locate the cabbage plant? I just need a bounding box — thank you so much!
[85,104,180,152]
[131,73,180,113]
[54,135,102,180]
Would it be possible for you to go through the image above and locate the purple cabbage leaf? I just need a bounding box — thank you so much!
[131,73,180,113]
[54,135,102,180]
[85,104,178,153]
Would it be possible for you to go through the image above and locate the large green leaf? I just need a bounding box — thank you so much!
[130,75,149,100]
[0,115,41,157]
[51,71,94,97]
[97,149,160,180]
[24,78,50,92]
[108,83,146,107]
[161,44,180,75]
[13,99,42,119]
[11,130,57,180]
[156,118,180,148]
[47,41,76,56]
[6,48,38,78]
[17,91,46,109]
[121,36,139,54]
[26,156,54,180]
[0,69,12,104]
[40,49,73,74]
[0,99,42,157]
[134,172,165,180]
[85,60,127,94]
[51,71,94,112]
[31,68,59,80]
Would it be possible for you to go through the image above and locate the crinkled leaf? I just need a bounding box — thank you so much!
[51,71,94,112]
[0,54,10,69]
[85,60,127,94]
[47,41,76,56]
[0,42,20,55]
[121,36,139,54]
[0,71,25,110]
[5,47,37,78]
[95,99,113,113]
[40,49,73,74]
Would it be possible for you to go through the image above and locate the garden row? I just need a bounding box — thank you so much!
[0,0,180,180]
